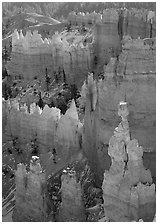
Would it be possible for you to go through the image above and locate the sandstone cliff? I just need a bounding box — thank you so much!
[12,157,47,221]
[102,102,156,221]
[3,98,84,178]
[6,29,94,87]
[82,37,155,182]
[58,169,86,221]
[68,8,155,39]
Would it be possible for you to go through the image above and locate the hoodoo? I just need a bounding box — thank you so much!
[2,2,156,222]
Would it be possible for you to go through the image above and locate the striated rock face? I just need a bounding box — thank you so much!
[83,39,155,182]
[68,9,155,39]
[100,38,156,152]
[6,29,94,88]
[58,169,86,221]
[93,9,155,75]
[6,8,155,87]
[82,73,102,186]
[3,99,83,178]
[40,99,84,178]
[124,9,156,39]
[12,157,47,221]
[102,102,156,222]
[93,9,122,74]
[118,38,156,75]
[68,11,103,26]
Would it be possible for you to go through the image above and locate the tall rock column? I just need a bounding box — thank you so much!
[93,9,122,75]
[83,73,103,186]
[102,101,156,221]
[12,156,47,221]
[58,169,86,221]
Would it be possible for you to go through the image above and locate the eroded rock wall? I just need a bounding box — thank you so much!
[83,37,155,182]
[124,9,156,38]
[6,8,155,87]
[58,169,86,221]
[6,29,94,87]
[68,11,102,26]
[93,10,122,74]
[100,38,156,151]
[102,102,156,222]
[3,99,83,178]
[68,9,155,39]
[12,158,47,221]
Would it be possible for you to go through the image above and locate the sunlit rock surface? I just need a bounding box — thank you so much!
[6,8,155,87]
[83,73,102,186]
[102,102,156,222]
[68,9,155,39]
[118,38,156,75]
[39,99,84,178]
[124,9,155,38]
[93,9,122,74]
[2,6,156,222]
[12,157,47,221]
[3,99,83,178]
[6,29,94,87]
[100,38,156,151]
[82,37,155,183]
[57,169,86,221]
